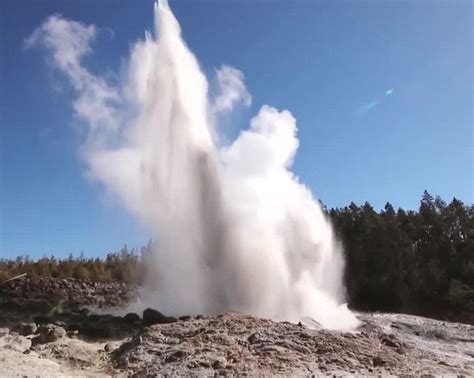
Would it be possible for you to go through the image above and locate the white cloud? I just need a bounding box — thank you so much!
[25,15,121,133]
[212,65,251,114]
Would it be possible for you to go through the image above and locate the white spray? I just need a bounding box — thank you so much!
[27,0,360,330]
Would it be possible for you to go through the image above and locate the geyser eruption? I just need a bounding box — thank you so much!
[28,0,359,330]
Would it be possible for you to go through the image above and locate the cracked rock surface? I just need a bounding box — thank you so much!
[111,312,474,376]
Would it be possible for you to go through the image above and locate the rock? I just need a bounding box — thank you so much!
[0,334,32,353]
[179,315,191,321]
[16,322,37,336]
[88,314,114,322]
[52,320,66,328]
[143,308,177,325]
[111,316,124,323]
[66,330,79,338]
[373,355,386,367]
[396,345,407,355]
[124,312,140,323]
[36,323,66,343]
[0,275,138,311]
[83,322,114,338]
[0,327,9,336]
[198,360,211,368]
[379,334,400,348]
[212,357,227,369]
[104,342,115,352]
[164,349,188,362]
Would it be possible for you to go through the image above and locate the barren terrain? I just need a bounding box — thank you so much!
[0,275,472,376]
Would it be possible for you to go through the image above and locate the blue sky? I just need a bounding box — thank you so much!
[1,0,472,259]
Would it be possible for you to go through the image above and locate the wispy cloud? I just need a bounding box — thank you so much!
[25,15,121,134]
[212,65,252,114]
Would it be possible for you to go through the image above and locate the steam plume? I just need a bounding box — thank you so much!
[27,0,359,330]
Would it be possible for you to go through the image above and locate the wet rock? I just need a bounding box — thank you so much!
[16,322,37,336]
[124,312,140,323]
[143,308,166,324]
[143,308,177,325]
[36,323,66,343]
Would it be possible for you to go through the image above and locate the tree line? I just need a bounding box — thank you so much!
[0,247,144,284]
[330,191,474,316]
[1,191,472,318]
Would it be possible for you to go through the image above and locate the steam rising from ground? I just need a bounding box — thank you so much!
[27,0,359,330]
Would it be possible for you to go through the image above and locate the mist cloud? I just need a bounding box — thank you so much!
[27,1,359,330]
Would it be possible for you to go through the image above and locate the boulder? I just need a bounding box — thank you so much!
[0,334,31,352]
[143,308,178,325]
[16,322,37,336]
[36,323,66,343]
[104,341,121,352]
[124,312,140,323]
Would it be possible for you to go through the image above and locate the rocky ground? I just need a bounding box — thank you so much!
[0,275,473,376]
[0,274,138,312]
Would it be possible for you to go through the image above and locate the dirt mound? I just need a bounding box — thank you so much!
[111,313,471,376]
